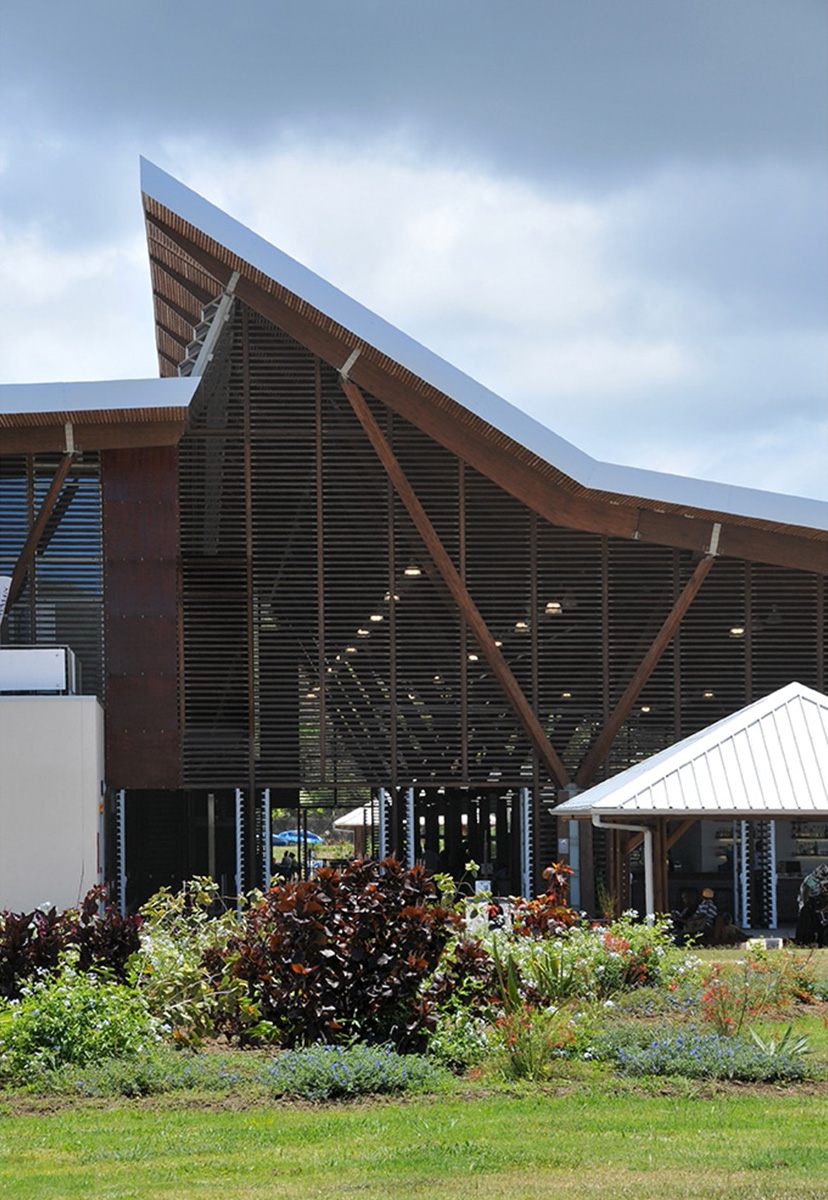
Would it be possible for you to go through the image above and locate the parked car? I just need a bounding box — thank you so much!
[272,829,323,846]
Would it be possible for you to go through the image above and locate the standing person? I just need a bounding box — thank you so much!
[278,850,294,882]
[796,864,828,946]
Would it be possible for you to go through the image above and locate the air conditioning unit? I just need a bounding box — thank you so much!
[0,646,79,694]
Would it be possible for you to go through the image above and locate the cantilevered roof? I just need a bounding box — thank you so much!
[556,682,828,819]
[0,377,199,453]
[141,159,827,541]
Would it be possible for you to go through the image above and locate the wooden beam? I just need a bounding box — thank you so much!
[666,817,696,851]
[575,555,716,787]
[0,421,187,455]
[154,291,201,327]
[340,377,570,789]
[5,454,74,613]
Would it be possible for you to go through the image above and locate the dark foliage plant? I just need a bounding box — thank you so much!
[0,886,141,999]
[510,862,579,937]
[204,858,457,1049]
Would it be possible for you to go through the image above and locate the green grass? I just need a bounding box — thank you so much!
[3,1084,828,1199]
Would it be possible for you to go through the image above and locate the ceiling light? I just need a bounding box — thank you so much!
[729,625,745,638]
[345,646,356,654]
[515,619,529,631]
[404,564,422,577]
[545,600,563,615]
[357,628,369,636]
[369,613,383,622]
[561,691,572,699]
[702,689,715,699]
[640,705,651,714]
[468,653,479,662]
[494,639,503,647]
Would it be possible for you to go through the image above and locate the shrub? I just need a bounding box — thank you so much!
[427,1004,492,1070]
[700,949,815,1036]
[489,1007,581,1080]
[130,878,261,1046]
[262,1042,445,1100]
[205,858,457,1048]
[616,1030,813,1081]
[485,913,693,1005]
[39,1046,258,1097]
[0,960,160,1084]
[0,906,66,1000]
[0,887,141,1001]
[510,862,579,937]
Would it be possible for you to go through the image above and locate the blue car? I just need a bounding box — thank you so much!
[272,829,323,846]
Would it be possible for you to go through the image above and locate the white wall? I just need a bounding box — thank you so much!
[0,696,104,912]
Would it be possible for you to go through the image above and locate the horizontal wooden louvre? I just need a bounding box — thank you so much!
[172,300,826,795]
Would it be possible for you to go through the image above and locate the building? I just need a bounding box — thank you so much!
[2,160,826,916]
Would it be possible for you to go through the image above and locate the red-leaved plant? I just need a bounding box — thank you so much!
[203,858,458,1049]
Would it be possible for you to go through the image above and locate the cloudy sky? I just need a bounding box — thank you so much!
[1,1,826,501]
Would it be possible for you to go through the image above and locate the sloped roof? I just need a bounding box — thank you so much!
[333,804,373,829]
[0,378,199,452]
[556,682,828,818]
[140,159,828,539]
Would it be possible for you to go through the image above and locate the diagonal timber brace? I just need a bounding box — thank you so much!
[575,554,716,787]
[4,453,75,617]
[340,377,570,788]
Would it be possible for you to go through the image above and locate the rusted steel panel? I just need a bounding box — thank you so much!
[105,673,178,728]
[106,730,182,790]
[102,446,181,788]
[105,616,178,674]
[103,560,178,618]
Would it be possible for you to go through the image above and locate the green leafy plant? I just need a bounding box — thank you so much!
[700,949,809,1036]
[0,957,160,1083]
[489,1006,582,1081]
[748,1024,812,1061]
[130,877,267,1046]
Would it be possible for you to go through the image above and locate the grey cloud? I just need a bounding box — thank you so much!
[1,0,825,184]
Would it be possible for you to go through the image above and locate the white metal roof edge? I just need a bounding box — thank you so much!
[140,159,828,533]
[556,681,828,815]
[0,377,199,416]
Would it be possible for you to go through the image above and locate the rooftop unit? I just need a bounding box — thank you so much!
[0,646,79,695]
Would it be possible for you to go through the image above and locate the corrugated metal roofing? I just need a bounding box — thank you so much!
[556,682,828,817]
[140,158,828,535]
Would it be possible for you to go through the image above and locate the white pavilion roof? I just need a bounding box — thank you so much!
[556,682,828,818]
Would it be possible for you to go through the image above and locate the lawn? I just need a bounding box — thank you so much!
[3,877,828,1200]
[3,1081,828,1200]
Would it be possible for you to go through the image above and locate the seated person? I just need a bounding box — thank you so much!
[670,888,699,942]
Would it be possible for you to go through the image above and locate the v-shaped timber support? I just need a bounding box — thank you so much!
[575,553,716,788]
[340,377,570,790]
[3,452,75,617]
